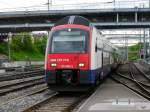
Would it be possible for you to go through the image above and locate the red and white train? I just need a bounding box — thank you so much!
[45,16,119,91]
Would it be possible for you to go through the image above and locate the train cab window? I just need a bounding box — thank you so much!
[50,28,89,53]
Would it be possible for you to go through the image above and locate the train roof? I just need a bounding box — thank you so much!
[54,15,90,27]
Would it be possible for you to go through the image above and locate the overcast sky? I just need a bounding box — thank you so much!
[0,0,111,8]
[0,0,112,10]
[0,0,149,11]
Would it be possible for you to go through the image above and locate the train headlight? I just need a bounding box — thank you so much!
[51,63,57,67]
[79,63,84,67]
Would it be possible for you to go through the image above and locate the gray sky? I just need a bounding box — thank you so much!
[0,0,149,11]
[0,0,111,9]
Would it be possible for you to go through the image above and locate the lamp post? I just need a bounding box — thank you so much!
[143,29,146,60]
[48,0,49,10]
[8,32,12,61]
[149,0,150,59]
[47,0,52,41]
[113,0,116,8]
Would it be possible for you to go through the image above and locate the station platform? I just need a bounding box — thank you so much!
[77,78,150,112]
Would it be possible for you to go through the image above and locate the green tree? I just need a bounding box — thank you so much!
[0,32,47,61]
[34,35,47,54]
[11,32,35,52]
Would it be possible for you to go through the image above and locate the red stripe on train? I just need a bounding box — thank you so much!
[47,54,89,70]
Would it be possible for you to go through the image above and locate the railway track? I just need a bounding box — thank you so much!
[0,84,47,106]
[0,87,54,112]
[0,75,44,88]
[110,62,150,100]
[23,90,93,112]
[0,65,43,72]
[0,87,89,112]
[0,76,45,96]
[0,69,44,81]
[134,63,150,81]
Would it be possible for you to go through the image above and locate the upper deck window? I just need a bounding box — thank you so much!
[50,28,89,53]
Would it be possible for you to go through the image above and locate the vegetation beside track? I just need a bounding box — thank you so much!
[121,43,147,60]
[128,43,141,60]
[0,32,47,61]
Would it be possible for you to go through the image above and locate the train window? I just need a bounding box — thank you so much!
[95,38,98,52]
[50,28,89,53]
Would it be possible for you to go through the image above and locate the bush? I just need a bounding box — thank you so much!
[0,32,47,61]
[0,42,7,54]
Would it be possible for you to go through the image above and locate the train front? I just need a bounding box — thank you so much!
[45,16,92,91]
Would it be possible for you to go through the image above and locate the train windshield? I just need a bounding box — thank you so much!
[50,28,89,53]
